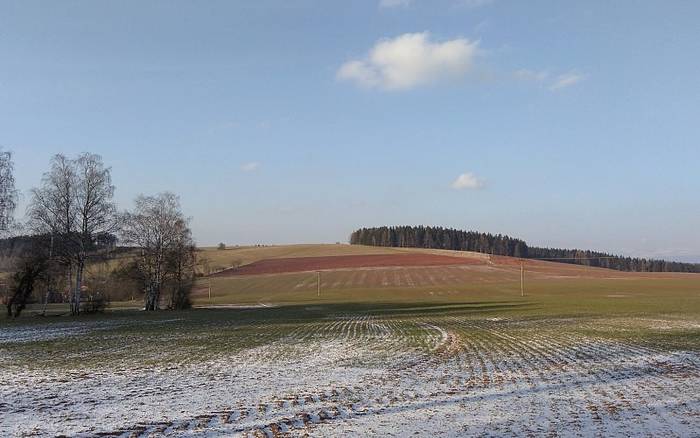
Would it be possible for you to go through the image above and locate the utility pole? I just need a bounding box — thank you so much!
[520,260,525,297]
[317,271,321,297]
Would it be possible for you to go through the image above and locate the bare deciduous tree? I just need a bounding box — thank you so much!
[28,153,117,315]
[0,148,17,235]
[122,192,195,311]
[72,153,117,314]
[28,155,76,311]
[5,246,49,318]
[166,224,196,309]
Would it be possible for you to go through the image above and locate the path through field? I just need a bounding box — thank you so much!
[1,308,698,437]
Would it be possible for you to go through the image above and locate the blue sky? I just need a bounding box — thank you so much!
[2,1,699,260]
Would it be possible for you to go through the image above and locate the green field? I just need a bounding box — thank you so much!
[2,244,699,436]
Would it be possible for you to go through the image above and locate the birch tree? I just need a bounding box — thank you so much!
[72,153,117,314]
[0,148,17,235]
[28,153,117,315]
[122,192,194,311]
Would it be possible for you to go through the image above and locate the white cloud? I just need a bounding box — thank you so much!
[337,61,380,88]
[379,0,412,7]
[514,69,549,83]
[241,162,260,172]
[451,172,484,190]
[337,32,479,91]
[549,72,585,91]
[514,69,586,91]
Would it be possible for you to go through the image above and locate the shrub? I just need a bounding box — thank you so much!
[167,280,192,310]
[81,292,110,314]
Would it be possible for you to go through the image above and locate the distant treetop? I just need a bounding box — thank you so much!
[350,226,700,274]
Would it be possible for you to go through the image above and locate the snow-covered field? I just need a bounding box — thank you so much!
[1,312,699,437]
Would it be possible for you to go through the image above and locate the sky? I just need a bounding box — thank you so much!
[1,1,699,261]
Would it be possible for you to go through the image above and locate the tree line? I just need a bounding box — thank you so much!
[349,226,700,273]
[0,148,198,317]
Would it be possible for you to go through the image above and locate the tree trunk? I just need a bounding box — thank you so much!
[67,265,73,311]
[41,286,50,316]
[42,236,53,316]
[153,282,160,310]
[72,260,84,315]
[145,283,160,311]
[145,291,151,311]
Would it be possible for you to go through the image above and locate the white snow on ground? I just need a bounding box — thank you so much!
[0,320,125,344]
[1,316,699,437]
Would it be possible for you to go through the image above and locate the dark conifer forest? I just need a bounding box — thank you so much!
[349,226,700,273]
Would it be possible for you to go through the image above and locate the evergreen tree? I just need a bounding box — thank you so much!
[349,226,700,273]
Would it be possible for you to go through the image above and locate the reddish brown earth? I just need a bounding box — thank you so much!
[211,253,486,276]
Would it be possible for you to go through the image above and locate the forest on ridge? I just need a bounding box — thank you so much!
[350,226,700,273]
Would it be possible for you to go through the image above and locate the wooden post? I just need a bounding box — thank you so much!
[317,271,321,297]
[208,279,212,301]
[520,261,525,297]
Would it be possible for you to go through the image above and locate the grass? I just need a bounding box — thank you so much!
[3,245,699,437]
[4,279,698,372]
[3,244,699,368]
[199,272,700,317]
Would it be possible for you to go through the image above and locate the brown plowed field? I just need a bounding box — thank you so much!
[211,253,486,276]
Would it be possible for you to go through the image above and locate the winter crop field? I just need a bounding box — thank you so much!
[2,245,699,437]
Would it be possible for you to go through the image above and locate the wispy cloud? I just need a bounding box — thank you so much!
[514,69,586,91]
[451,172,484,190]
[549,72,585,91]
[514,68,550,83]
[456,0,495,8]
[379,0,412,7]
[337,32,479,91]
[241,162,260,172]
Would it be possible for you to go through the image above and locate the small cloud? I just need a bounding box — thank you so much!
[474,19,490,34]
[514,68,549,83]
[379,0,411,7]
[451,172,484,190]
[549,72,585,91]
[241,162,260,172]
[337,32,479,91]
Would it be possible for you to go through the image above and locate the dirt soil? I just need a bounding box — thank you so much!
[211,254,487,276]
